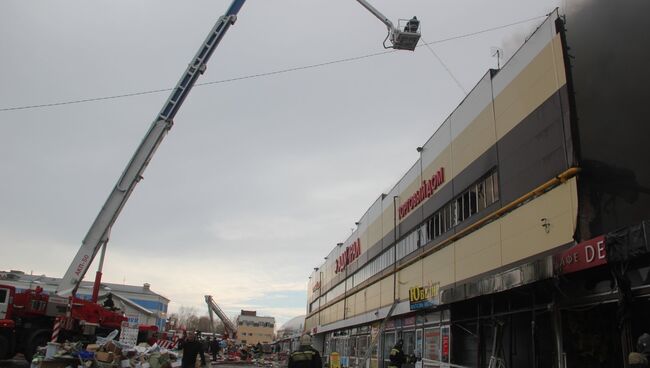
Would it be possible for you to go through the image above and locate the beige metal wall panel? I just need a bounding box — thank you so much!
[305,315,316,331]
[451,103,497,177]
[367,197,384,250]
[492,12,558,97]
[367,196,383,225]
[500,178,577,265]
[319,308,328,325]
[494,35,565,140]
[380,275,394,307]
[357,211,370,254]
[354,292,362,316]
[451,72,494,140]
[366,281,381,311]
[449,71,496,177]
[344,229,359,249]
[550,35,567,89]
[397,260,423,300]
[422,146,451,181]
[382,187,399,238]
[454,220,502,282]
[422,245,455,288]
[421,118,452,169]
[335,300,345,321]
[367,218,383,251]
[322,255,335,287]
[346,294,356,317]
[397,163,424,218]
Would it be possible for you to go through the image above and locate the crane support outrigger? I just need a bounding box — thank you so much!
[56,0,248,298]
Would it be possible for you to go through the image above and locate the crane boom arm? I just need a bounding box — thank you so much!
[56,0,247,297]
[355,0,394,30]
[205,295,237,337]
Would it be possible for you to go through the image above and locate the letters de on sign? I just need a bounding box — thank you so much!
[554,235,607,274]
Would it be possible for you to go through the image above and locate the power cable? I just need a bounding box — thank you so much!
[0,15,546,113]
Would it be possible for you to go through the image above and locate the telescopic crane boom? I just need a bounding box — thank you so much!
[205,295,237,338]
[55,0,247,297]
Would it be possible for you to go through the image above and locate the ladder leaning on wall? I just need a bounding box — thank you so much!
[357,300,399,368]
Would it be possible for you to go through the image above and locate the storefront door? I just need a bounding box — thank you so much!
[383,332,396,368]
[402,330,416,368]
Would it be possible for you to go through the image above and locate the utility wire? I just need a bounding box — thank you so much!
[0,15,546,113]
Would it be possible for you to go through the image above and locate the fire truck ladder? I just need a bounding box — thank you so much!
[205,295,237,338]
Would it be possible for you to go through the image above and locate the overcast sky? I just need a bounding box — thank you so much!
[0,0,563,326]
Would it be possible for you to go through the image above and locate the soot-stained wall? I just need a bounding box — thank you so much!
[563,0,650,240]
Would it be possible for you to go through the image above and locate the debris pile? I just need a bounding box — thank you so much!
[31,331,182,368]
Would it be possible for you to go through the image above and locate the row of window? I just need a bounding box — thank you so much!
[240,332,273,337]
[312,170,500,313]
[351,248,395,289]
[322,281,346,305]
[237,321,274,328]
[426,170,499,241]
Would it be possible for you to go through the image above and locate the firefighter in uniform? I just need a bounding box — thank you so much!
[389,339,406,368]
[629,333,650,367]
[288,334,322,368]
[404,17,419,33]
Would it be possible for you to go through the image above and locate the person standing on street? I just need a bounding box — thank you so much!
[209,337,221,362]
[288,334,322,368]
[180,331,206,368]
[388,339,406,368]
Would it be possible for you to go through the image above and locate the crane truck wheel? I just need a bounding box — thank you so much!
[0,335,11,360]
[24,329,51,362]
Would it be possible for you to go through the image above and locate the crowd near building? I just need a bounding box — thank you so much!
[236,310,275,345]
[304,2,650,368]
[0,270,169,330]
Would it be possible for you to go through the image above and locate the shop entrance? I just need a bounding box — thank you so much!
[562,303,622,367]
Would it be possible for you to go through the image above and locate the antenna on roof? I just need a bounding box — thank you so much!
[490,47,504,69]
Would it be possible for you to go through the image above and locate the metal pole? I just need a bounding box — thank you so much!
[393,195,399,302]
[552,302,565,368]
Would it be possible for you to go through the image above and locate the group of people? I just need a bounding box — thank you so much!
[176,331,229,368]
[179,332,274,368]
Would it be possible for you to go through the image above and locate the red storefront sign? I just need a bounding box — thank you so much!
[554,235,607,274]
[335,238,361,273]
[399,168,445,220]
[441,330,450,362]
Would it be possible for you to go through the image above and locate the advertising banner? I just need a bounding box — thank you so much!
[409,282,440,311]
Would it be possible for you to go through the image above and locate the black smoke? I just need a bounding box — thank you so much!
[564,0,650,238]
